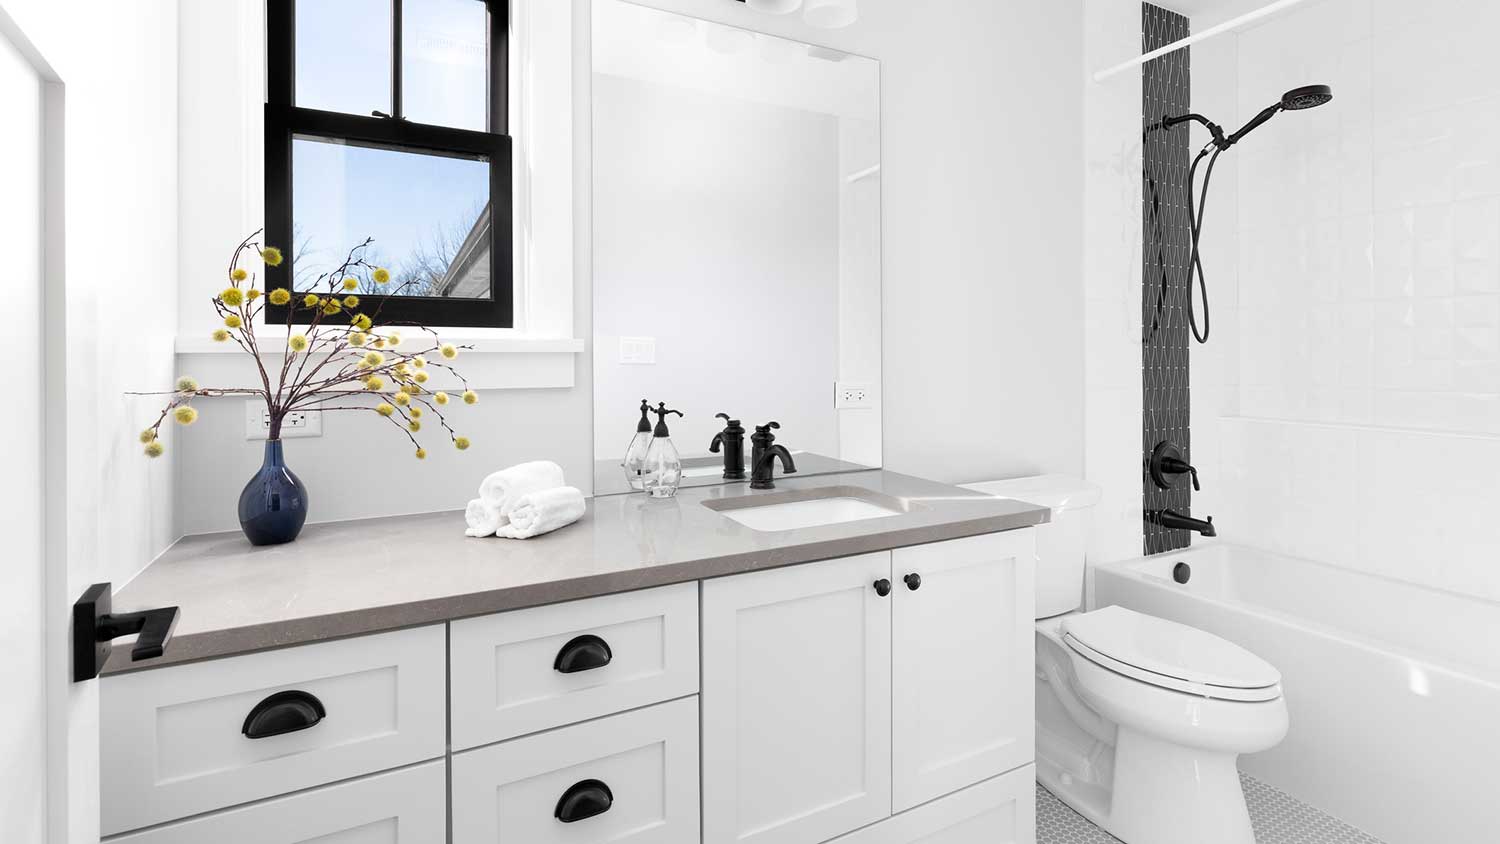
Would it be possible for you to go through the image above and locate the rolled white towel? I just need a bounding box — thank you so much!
[478,461,567,524]
[463,498,504,538]
[495,487,587,539]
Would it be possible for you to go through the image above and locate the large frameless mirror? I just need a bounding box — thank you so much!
[590,0,882,496]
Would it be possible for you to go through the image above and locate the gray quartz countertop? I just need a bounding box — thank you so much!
[103,469,1049,675]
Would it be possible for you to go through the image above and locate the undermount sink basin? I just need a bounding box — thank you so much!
[703,485,910,532]
[682,465,732,478]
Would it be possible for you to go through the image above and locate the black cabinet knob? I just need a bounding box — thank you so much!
[873,579,892,597]
[555,779,613,823]
[554,634,613,674]
[242,690,326,739]
[903,573,922,591]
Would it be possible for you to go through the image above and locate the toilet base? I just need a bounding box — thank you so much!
[1039,724,1257,844]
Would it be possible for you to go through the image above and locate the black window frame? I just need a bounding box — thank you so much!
[264,0,514,328]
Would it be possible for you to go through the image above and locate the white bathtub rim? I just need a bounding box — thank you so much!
[1094,544,1500,692]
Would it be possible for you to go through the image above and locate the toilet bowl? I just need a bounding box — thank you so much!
[1035,606,1288,844]
[962,477,1289,844]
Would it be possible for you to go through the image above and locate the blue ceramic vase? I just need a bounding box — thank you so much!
[237,440,308,545]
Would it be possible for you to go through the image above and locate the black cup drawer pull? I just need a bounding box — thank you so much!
[242,690,327,739]
[554,778,614,823]
[554,634,613,674]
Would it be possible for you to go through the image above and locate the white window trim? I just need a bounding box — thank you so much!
[176,0,579,390]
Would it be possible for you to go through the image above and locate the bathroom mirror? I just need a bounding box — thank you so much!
[591,0,882,496]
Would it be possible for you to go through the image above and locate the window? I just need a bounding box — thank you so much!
[265,0,513,327]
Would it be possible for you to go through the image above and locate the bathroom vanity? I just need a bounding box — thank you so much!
[97,471,1046,843]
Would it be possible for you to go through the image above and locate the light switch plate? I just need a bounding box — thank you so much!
[245,400,323,439]
[619,336,657,365]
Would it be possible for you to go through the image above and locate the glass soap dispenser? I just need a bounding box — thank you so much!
[642,402,685,498]
[622,399,653,491]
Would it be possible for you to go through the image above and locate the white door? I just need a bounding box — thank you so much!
[891,531,1036,811]
[0,19,49,842]
[701,553,893,844]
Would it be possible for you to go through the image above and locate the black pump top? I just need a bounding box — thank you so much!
[635,399,652,433]
[651,402,683,437]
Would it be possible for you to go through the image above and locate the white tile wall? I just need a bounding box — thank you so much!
[1207,0,1500,604]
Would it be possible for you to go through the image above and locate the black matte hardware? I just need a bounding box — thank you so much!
[1173,562,1192,584]
[1149,441,1200,491]
[554,634,613,674]
[903,573,922,591]
[554,779,614,823]
[873,579,892,597]
[242,690,327,739]
[709,413,748,480]
[749,422,797,490]
[72,583,180,682]
[1145,508,1216,538]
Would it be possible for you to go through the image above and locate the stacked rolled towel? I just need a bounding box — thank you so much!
[463,460,585,539]
[495,487,587,539]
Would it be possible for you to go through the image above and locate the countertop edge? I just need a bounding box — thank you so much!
[100,507,1047,676]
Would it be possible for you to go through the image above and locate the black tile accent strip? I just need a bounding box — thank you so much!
[1141,3,1193,555]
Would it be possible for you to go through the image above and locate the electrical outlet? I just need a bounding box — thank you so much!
[836,382,874,409]
[245,400,323,440]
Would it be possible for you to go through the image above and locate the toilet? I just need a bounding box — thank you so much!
[963,476,1288,844]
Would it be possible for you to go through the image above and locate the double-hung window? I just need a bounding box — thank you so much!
[265,0,513,327]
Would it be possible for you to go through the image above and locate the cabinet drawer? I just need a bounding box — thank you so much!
[450,582,698,749]
[101,625,446,835]
[451,696,700,843]
[109,761,447,844]
[827,765,1036,844]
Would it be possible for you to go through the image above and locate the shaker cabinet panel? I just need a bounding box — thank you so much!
[108,761,447,844]
[892,530,1036,811]
[100,625,446,835]
[450,581,699,749]
[701,552,894,844]
[450,696,700,844]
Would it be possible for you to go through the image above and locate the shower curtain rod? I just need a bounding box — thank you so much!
[1091,0,1312,82]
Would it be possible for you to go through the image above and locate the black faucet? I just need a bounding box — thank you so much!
[709,413,747,480]
[749,421,797,490]
[1146,508,1216,537]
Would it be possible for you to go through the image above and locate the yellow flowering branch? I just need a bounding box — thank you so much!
[133,231,478,459]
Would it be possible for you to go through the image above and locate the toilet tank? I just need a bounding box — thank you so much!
[960,475,1103,619]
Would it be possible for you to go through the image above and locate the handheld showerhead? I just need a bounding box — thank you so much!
[1281,84,1333,111]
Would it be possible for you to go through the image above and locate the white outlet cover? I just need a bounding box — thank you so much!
[835,381,875,410]
[245,400,323,439]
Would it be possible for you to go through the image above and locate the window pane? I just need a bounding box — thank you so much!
[291,136,492,299]
[296,0,391,116]
[402,0,488,130]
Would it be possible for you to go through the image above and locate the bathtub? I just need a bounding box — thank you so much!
[1092,543,1500,844]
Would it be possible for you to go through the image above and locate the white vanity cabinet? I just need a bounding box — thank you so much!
[99,529,1036,844]
[701,530,1036,844]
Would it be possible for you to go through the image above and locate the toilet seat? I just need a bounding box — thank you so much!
[1062,606,1282,703]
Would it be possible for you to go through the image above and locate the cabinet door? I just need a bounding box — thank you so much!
[892,531,1035,811]
[826,765,1036,844]
[702,552,894,844]
[450,697,699,844]
[109,761,446,844]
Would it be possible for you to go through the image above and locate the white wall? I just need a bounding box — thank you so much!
[1199,0,1500,603]
[0,2,180,841]
[174,0,1088,534]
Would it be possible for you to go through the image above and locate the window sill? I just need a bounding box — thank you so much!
[175,333,584,391]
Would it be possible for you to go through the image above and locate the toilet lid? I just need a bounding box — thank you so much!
[1062,606,1281,693]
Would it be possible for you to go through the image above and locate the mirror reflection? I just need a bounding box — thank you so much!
[591,0,882,496]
